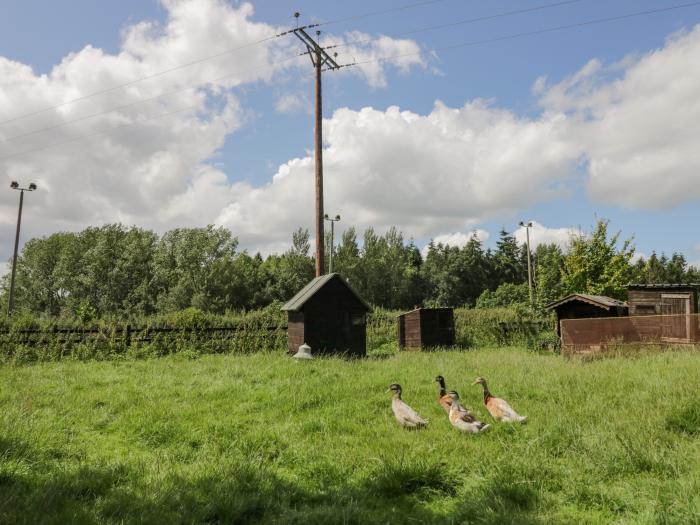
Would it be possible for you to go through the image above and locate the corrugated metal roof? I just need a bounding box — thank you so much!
[281,273,372,312]
[545,293,627,311]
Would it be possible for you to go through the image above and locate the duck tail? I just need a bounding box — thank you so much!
[479,423,491,432]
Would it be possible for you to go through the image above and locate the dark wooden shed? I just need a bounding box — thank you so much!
[281,273,371,357]
[398,308,455,350]
[545,294,628,335]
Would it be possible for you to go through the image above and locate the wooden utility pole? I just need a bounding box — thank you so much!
[293,23,340,277]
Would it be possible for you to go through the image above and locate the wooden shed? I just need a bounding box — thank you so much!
[545,294,628,335]
[627,283,699,343]
[627,284,699,316]
[281,273,371,357]
[398,308,455,350]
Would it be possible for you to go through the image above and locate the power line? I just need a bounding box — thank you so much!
[326,0,583,51]
[0,1,580,144]
[316,0,451,28]
[0,53,305,146]
[344,2,700,69]
[0,105,198,161]
[0,0,452,128]
[4,2,698,160]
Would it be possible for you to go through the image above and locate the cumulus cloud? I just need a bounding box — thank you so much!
[538,25,700,209]
[0,0,426,257]
[420,229,490,258]
[514,221,578,250]
[274,93,310,114]
[216,101,579,252]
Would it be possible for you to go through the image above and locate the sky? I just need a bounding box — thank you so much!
[1,0,699,270]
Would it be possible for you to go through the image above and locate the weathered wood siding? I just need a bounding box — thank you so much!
[398,308,454,350]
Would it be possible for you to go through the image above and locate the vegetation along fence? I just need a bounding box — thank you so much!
[560,313,700,354]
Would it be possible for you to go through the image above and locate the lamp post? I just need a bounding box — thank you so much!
[8,181,37,316]
[324,214,340,274]
[519,221,534,307]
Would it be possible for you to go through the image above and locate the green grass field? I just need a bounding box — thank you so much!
[1,348,699,524]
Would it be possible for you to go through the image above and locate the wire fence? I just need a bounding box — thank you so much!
[560,313,700,354]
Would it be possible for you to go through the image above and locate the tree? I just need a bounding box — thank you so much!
[561,219,635,300]
[534,243,565,308]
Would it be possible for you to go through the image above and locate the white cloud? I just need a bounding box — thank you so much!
[514,221,578,250]
[216,101,579,252]
[538,25,700,209]
[322,31,426,88]
[0,0,426,257]
[275,93,310,114]
[420,229,490,258]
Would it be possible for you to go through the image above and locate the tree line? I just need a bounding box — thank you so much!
[2,219,698,320]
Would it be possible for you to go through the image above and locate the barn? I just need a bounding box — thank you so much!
[281,273,371,357]
[398,307,455,350]
[545,294,628,335]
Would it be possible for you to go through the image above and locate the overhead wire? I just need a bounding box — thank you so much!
[315,0,451,28]
[3,1,699,160]
[325,0,583,51]
[0,0,582,144]
[0,0,452,128]
[336,1,700,70]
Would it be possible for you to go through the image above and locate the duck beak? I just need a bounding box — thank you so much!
[385,388,391,393]
[471,380,479,385]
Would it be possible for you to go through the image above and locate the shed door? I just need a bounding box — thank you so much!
[661,293,691,343]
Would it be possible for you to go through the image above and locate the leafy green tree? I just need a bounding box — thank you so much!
[476,282,529,309]
[561,219,635,300]
[534,243,565,307]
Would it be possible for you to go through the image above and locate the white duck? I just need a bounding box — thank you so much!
[472,377,527,423]
[387,383,428,429]
[446,391,490,433]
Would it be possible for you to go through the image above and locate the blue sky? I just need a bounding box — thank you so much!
[0,0,699,266]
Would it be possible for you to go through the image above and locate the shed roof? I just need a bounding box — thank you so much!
[544,293,627,311]
[398,307,453,317]
[628,283,700,290]
[281,273,371,312]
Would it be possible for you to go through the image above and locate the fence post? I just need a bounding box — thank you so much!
[125,324,131,347]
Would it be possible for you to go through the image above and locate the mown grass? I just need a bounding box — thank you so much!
[1,348,699,524]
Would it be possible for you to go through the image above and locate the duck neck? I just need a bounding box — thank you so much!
[481,383,492,403]
[437,378,447,397]
[394,390,402,400]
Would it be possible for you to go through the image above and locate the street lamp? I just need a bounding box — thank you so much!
[324,213,340,274]
[8,181,37,316]
[519,221,534,306]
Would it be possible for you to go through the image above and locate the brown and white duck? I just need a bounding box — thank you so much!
[472,377,526,423]
[446,391,490,433]
[387,383,428,429]
[434,375,453,413]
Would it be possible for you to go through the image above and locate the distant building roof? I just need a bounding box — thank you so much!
[628,283,700,289]
[544,293,627,311]
[281,273,371,312]
[398,307,453,317]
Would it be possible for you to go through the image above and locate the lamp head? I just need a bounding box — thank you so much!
[10,181,19,189]
[335,215,340,221]
[28,183,37,191]
[324,213,329,219]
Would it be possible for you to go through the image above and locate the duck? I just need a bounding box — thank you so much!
[472,377,527,423]
[434,375,453,412]
[387,383,428,429]
[446,391,490,433]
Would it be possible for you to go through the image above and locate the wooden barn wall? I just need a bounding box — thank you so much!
[399,310,422,349]
[399,309,454,349]
[299,278,368,356]
[419,309,455,348]
[286,311,305,354]
[628,289,698,316]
